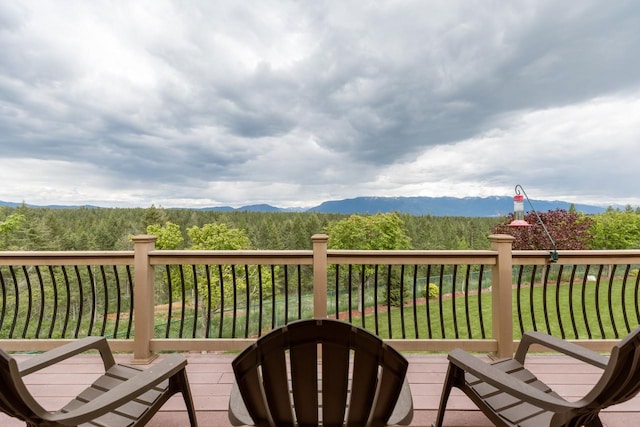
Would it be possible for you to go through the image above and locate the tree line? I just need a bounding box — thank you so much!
[0,204,498,251]
[2,203,640,252]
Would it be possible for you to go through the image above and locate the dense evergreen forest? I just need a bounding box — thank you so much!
[0,204,502,251]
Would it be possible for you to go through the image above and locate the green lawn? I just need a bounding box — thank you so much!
[352,279,640,340]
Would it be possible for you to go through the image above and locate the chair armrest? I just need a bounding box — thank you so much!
[18,336,116,376]
[515,331,609,369]
[228,381,255,426]
[42,354,188,426]
[387,377,413,425]
[448,349,580,413]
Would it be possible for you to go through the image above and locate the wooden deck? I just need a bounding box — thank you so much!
[3,351,640,426]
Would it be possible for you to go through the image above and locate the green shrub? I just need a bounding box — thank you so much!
[381,269,410,307]
[422,283,439,299]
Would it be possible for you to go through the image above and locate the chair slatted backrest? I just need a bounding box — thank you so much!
[585,327,640,407]
[0,349,40,425]
[232,319,408,427]
[552,327,640,426]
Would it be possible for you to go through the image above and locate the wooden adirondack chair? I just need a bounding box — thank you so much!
[228,318,413,427]
[434,326,640,427]
[0,336,198,426]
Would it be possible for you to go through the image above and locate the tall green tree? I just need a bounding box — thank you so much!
[188,223,251,250]
[0,212,26,249]
[142,205,168,229]
[590,211,640,249]
[325,212,411,250]
[148,221,274,337]
[324,213,412,307]
[8,205,60,250]
[147,222,184,250]
[0,212,26,234]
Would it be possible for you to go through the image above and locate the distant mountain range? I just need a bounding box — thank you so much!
[0,196,609,217]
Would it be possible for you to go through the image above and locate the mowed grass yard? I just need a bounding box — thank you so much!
[150,276,640,342]
[355,278,639,340]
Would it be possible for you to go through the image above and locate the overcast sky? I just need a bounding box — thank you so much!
[1,1,639,209]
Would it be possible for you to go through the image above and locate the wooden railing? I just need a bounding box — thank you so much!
[2,234,640,362]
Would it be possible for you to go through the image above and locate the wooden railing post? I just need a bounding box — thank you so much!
[130,235,158,364]
[489,234,515,358]
[312,234,329,318]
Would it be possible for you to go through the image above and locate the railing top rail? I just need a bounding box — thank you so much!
[148,249,314,265]
[513,250,640,265]
[0,251,134,266]
[4,249,639,268]
[327,249,498,265]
